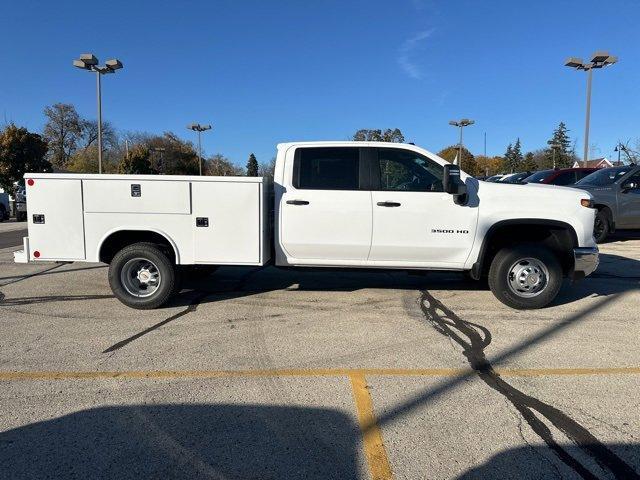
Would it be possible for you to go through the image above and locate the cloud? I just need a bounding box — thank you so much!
[397,29,433,80]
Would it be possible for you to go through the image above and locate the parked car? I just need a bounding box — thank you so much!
[523,168,599,186]
[571,165,640,242]
[15,141,598,310]
[484,174,506,182]
[499,171,533,184]
[14,185,27,221]
[0,190,9,221]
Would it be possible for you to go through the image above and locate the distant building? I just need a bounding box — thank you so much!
[572,157,614,168]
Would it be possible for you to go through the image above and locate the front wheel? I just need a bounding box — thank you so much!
[108,242,176,309]
[593,210,610,243]
[488,244,563,310]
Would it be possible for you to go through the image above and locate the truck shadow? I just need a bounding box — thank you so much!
[171,252,639,309]
[0,403,362,480]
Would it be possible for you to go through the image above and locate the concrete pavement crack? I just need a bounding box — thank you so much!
[419,290,639,480]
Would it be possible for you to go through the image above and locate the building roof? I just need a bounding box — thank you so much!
[572,157,614,168]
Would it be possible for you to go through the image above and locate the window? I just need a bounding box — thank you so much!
[376,148,444,192]
[552,171,577,186]
[295,147,360,190]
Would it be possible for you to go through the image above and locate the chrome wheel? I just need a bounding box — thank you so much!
[120,257,162,298]
[507,257,549,298]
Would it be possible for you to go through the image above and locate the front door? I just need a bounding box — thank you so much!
[279,146,372,262]
[368,147,479,267]
[617,170,640,228]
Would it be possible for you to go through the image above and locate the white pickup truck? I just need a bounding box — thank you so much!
[14,141,598,310]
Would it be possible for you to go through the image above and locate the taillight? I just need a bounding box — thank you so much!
[27,179,34,186]
[33,250,41,258]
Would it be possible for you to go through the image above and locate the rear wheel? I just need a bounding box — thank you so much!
[0,204,6,222]
[109,242,176,309]
[593,210,610,243]
[17,211,27,222]
[488,244,563,309]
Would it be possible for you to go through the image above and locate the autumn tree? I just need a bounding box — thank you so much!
[475,155,505,176]
[206,154,244,176]
[43,103,82,168]
[353,128,405,142]
[246,153,259,176]
[118,145,156,174]
[0,124,51,191]
[437,145,477,175]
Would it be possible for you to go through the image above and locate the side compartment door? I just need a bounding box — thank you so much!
[279,147,372,262]
[27,178,85,260]
[368,147,478,266]
[192,181,262,264]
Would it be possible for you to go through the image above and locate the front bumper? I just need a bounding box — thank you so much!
[573,246,599,279]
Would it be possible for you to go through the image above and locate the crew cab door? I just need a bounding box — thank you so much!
[617,169,640,228]
[279,147,372,262]
[368,147,478,267]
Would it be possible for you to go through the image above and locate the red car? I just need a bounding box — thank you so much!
[523,167,599,186]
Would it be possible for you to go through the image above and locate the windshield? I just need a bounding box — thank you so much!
[575,166,632,186]
[523,170,553,183]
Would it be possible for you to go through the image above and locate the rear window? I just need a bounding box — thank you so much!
[295,147,360,190]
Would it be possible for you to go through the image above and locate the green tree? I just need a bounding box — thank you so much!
[437,145,477,175]
[118,145,156,174]
[353,128,405,142]
[43,103,82,168]
[545,122,575,168]
[522,152,537,171]
[246,153,259,176]
[504,140,524,172]
[0,124,51,191]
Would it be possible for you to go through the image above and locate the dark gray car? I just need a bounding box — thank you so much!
[572,165,640,242]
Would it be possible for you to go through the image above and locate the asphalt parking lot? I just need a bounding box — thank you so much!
[1,221,639,479]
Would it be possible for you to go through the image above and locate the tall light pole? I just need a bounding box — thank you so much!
[448,119,475,168]
[614,143,627,165]
[565,51,617,168]
[187,123,212,175]
[73,54,123,174]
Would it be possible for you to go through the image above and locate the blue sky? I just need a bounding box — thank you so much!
[1,0,639,166]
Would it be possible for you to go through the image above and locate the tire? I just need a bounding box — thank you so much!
[593,210,610,243]
[0,205,6,222]
[488,244,563,310]
[108,242,176,309]
[17,211,27,222]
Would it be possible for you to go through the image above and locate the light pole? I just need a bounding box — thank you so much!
[565,51,617,168]
[549,142,561,169]
[614,143,627,165]
[448,119,474,168]
[73,54,123,174]
[187,123,212,175]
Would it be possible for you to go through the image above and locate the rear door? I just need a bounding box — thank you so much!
[26,178,85,260]
[368,147,478,266]
[279,147,372,262]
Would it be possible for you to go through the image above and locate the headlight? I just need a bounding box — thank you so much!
[580,198,594,208]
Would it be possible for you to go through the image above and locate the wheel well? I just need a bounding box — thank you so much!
[99,230,176,264]
[594,204,614,229]
[475,222,577,278]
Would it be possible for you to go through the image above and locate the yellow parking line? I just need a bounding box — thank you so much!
[350,373,394,480]
[1,366,640,381]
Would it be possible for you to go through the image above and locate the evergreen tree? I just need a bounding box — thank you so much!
[246,153,259,176]
[545,122,574,168]
[522,152,537,171]
[512,138,524,169]
[504,143,513,172]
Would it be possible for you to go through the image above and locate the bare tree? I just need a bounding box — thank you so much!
[43,103,82,168]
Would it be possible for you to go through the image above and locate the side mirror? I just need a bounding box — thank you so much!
[622,181,638,192]
[443,164,467,195]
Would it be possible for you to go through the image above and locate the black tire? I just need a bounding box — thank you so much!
[0,205,6,222]
[17,211,27,222]
[593,210,610,243]
[108,242,176,309]
[488,244,563,310]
